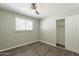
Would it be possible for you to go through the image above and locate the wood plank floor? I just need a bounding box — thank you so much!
[0,41,79,56]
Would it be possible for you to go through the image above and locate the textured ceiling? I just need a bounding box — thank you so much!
[0,3,79,19]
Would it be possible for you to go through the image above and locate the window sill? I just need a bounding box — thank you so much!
[14,30,34,33]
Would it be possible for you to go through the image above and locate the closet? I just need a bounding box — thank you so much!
[56,19,65,48]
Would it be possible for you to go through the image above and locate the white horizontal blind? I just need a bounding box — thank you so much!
[16,17,26,31]
[15,17,33,31]
[26,20,33,30]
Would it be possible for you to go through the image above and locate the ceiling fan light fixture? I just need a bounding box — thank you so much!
[32,9,36,13]
[31,3,39,15]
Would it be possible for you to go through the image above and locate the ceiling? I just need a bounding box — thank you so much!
[0,3,79,19]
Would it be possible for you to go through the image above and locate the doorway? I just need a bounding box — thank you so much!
[56,19,65,48]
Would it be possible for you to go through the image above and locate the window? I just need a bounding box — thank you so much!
[15,17,33,31]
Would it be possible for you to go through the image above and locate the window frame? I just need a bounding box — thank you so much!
[15,17,34,32]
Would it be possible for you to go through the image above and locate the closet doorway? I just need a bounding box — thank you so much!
[56,19,65,48]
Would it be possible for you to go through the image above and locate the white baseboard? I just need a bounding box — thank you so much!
[40,40,56,47]
[40,40,79,54]
[0,40,78,54]
[0,40,39,52]
[40,40,66,50]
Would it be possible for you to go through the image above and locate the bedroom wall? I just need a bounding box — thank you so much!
[0,9,40,50]
[65,15,79,53]
[40,17,56,46]
[40,7,79,53]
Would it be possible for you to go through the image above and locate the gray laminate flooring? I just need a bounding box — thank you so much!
[0,41,79,56]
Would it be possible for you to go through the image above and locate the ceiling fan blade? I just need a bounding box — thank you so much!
[35,10,39,15]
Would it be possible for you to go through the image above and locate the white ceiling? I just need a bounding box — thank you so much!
[0,3,79,19]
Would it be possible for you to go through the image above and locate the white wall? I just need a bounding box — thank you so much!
[40,7,79,53]
[40,17,56,46]
[65,15,79,53]
[0,9,40,50]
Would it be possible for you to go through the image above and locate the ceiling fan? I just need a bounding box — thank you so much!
[31,3,39,15]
